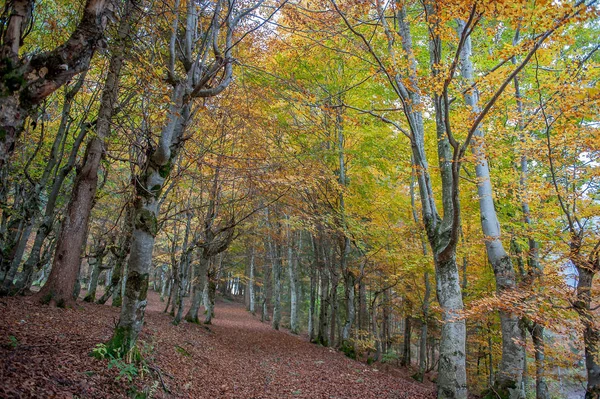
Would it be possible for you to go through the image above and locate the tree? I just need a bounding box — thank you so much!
[0,0,114,171]
[35,0,137,306]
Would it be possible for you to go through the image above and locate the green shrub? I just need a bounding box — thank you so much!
[381,351,398,364]
[340,340,357,360]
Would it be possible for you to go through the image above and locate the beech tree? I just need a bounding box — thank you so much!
[0,0,115,171]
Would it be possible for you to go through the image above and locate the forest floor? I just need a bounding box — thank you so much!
[0,290,436,399]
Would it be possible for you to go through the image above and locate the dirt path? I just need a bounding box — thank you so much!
[1,291,435,398]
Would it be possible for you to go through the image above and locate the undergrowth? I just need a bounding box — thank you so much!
[91,341,160,398]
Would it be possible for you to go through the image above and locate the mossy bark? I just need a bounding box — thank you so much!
[185,255,209,324]
[84,261,101,302]
[0,0,112,171]
[204,278,216,324]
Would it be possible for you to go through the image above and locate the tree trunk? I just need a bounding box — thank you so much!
[261,244,271,322]
[358,278,367,331]
[114,265,127,308]
[15,115,89,294]
[416,271,431,382]
[401,300,412,367]
[160,268,168,301]
[107,82,191,354]
[513,34,549,399]
[574,261,600,398]
[309,238,317,341]
[174,212,192,325]
[1,73,87,295]
[204,265,217,324]
[249,245,255,314]
[35,0,136,308]
[435,255,468,399]
[318,271,330,346]
[342,270,355,342]
[97,207,133,306]
[528,323,550,399]
[185,254,209,323]
[173,252,191,325]
[36,137,102,307]
[271,238,282,330]
[84,259,101,302]
[0,216,24,286]
[163,275,173,312]
[11,218,33,278]
[371,294,381,362]
[0,221,30,292]
[288,229,299,334]
[329,251,339,347]
[458,20,525,398]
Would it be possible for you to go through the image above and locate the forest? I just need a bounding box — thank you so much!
[0,0,598,398]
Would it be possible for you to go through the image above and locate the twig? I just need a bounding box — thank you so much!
[148,365,171,394]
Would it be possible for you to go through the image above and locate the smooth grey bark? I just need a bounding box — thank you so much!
[401,299,412,367]
[330,102,354,344]
[329,252,339,347]
[159,266,168,300]
[186,254,209,323]
[108,0,244,351]
[358,277,367,331]
[316,236,330,346]
[308,235,317,341]
[84,239,108,302]
[204,272,217,324]
[287,225,299,334]
[261,248,271,322]
[163,275,173,312]
[173,254,191,325]
[398,5,468,397]
[85,260,101,302]
[249,245,256,314]
[173,211,192,325]
[0,209,24,286]
[511,36,549,399]
[167,220,181,316]
[409,153,432,381]
[204,254,223,324]
[458,20,525,399]
[270,228,282,331]
[416,272,431,382]
[371,292,381,361]
[191,223,236,323]
[335,2,469,394]
[342,269,355,342]
[528,323,549,399]
[381,289,391,355]
[434,256,467,397]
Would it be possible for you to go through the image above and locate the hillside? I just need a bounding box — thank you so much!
[0,292,435,399]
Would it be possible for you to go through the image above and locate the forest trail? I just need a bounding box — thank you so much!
[1,292,435,399]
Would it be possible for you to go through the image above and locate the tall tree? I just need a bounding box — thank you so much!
[107,0,274,354]
[36,0,137,306]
